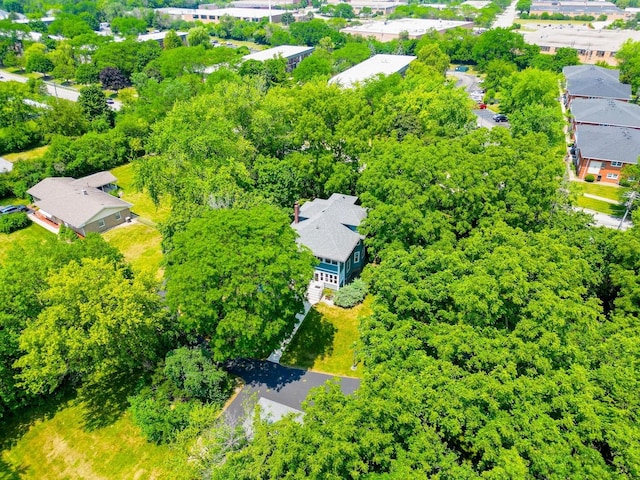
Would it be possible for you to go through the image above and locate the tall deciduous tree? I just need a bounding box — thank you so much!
[15,257,170,395]
[165,206,316,360]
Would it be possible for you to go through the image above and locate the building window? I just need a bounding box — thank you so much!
[115,212,121,220]
[98,219,106,228]
[607,173,619,179]
[596,51,605,57]
[346,259,351,272]
[354,251,360,263]
[611,161,623,167]
[540,46,550,52]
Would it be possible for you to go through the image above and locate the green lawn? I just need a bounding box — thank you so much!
[103,223,164,279]
[1,399,184,480]
[578,182,626,202]
[110,163,171,226]
[3,146,49,163]
[281,296,373,378]
[577,196,626,216]
[0,224,54,262]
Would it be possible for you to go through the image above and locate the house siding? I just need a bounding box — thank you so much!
[576,154,626,184]
[84,207,131,233]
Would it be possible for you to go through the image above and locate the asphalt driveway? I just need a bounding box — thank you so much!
[224,359,361,421]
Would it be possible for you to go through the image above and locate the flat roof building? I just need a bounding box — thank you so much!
[156,7,284,23]
[329,54,416,88]
[530,0,628,19]
[523,26,640,65]
[244,45,315,70]
[137,31,187,45]
[341,18,473,41]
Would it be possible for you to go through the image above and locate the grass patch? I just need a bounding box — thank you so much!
[1,399,185,480]
[103,223,163,278]
[0,223,54,263]
[577,196,626,216]
[577,182,626,202]
[110,163,171,225]
[281,296,373,378]
[3,146,49,163]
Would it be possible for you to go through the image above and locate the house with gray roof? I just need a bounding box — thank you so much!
[0,157,12,173]
[27,171,131,235]
[571,98,640,131]
[563,65,631,105]
[292,193,366,290]
[574,124,640,184]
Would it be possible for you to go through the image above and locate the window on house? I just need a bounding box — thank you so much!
[115,212,122,220]
[607,173,619,179]
[611,161,623,167]
[596,51,605,57]
[98,219,106,228]
[346,259,351,272]
[354,251,360,263]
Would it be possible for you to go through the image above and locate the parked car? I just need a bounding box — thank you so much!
[478,103,487,109]
[493,114,508,123]
[106,99,115,104]
[455,65,469,72]
[0,205,28,215]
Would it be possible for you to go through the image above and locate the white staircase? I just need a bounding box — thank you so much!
[306,281,324,305]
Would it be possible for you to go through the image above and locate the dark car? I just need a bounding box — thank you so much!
[493,114,508,123]
[106,99,115,104]
[0,205,28,215]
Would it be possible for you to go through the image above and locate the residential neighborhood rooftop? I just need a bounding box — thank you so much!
[244,45,315,62]
[329,54,416,88]
[563,65,631,100]
[571,98,640,128]
[292,193,366,263]
[576,124,640,164]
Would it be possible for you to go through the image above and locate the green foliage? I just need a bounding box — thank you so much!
[333,279,368,308]
[585,174,596,182]
[165,206,316,360]
[78,84,114,127]
[616,39,640,94]
[111,16,148,36]
[15,257,171,395]
[0,211,30,234]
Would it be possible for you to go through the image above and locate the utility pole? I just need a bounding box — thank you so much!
[618,191,637,230]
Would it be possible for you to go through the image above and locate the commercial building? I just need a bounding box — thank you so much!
[156,7,284,23]
[529,0,627,20]
[523,26,640,65]
[329,54,416,88]
[137,31,187,46]
[341,18,473,41]
[243,45,315,70]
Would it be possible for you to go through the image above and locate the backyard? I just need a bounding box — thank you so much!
[280,297,373,378]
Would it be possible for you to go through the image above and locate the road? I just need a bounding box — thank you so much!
[493,0,519,28]
[224,359,360,422]
[0,69,121,110]
[575,207,632,231]
[450,71,509,129]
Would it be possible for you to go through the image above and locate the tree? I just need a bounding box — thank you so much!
[187,26,210,48]
[111,16,148,36]
[417,43,450,76]
[163,29,183,49]
[99,66,129,90]
[48,41,76,82]
[74,63,99,84]
[24,43,53,77]
[499,68,559,113]
[39,98,88,138]
[165,206,316,360]
[293,52,333,82]
[616,39,640,94]
[78,84,114,126]
[15,258,170,395]
[281,12,295,25]
[516,0,532,12]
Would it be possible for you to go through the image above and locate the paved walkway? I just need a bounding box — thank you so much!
[575,207,631,231]
[267,300,311,363]
[583,193,621,205]
[223,359,360,422]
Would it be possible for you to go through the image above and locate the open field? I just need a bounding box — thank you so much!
[578,182,625,202]
[0,224,54,262]
[110,163,171,226]
[3,146,49,163]
[281,296,373,377]
[577,196,626,216]
[103,223,164,278]
[1,399,184,480]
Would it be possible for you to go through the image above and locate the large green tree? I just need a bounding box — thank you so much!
[165,206,316,360]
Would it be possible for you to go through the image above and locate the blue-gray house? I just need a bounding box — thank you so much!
[292,193,366,290]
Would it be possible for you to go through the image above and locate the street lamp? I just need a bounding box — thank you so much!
[618,191,637,230]
[351,341,358,371]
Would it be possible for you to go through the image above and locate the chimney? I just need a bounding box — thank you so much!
[294,201,300,224]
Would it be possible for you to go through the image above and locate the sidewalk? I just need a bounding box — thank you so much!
[267,300,311,364]
[583,193,621,205]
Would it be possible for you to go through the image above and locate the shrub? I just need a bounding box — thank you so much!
[0,212,30,234]
[333,279,367,308]
[585,174,595,183]
[129,392,191,444]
